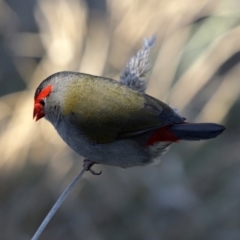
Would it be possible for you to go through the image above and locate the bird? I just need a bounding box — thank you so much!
[33,70,225,174]
[33,36,225,174]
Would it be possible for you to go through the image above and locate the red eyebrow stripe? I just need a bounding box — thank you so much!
[35,85,52,102]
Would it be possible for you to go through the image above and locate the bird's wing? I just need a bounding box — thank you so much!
[62,76,184,143]
[117,94,184,139]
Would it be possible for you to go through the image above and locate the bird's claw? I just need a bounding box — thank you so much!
[83,159,102,175]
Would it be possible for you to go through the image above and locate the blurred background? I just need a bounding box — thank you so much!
[0,0,239,239]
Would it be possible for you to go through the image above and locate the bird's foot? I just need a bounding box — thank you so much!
[83,159,102,175]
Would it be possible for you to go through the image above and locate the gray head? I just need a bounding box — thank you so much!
[33,71,80,125]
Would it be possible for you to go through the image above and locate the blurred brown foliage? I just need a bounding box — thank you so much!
[0,0,239,239]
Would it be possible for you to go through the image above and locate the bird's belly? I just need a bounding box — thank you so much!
[55,121,152,168]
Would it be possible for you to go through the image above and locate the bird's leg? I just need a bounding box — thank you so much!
[83,159,102,175]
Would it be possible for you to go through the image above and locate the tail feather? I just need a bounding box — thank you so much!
[170,123,225,141]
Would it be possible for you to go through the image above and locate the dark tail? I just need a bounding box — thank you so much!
[170,123,225,141]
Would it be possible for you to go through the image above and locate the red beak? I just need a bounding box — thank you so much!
[33,103,45,121]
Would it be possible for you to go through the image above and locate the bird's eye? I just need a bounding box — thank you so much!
[39,99,45,106]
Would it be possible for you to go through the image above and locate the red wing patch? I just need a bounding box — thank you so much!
[146,125,179,146]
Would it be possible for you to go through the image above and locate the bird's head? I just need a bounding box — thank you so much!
[33,71,83,124]
[33,72,65,123]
